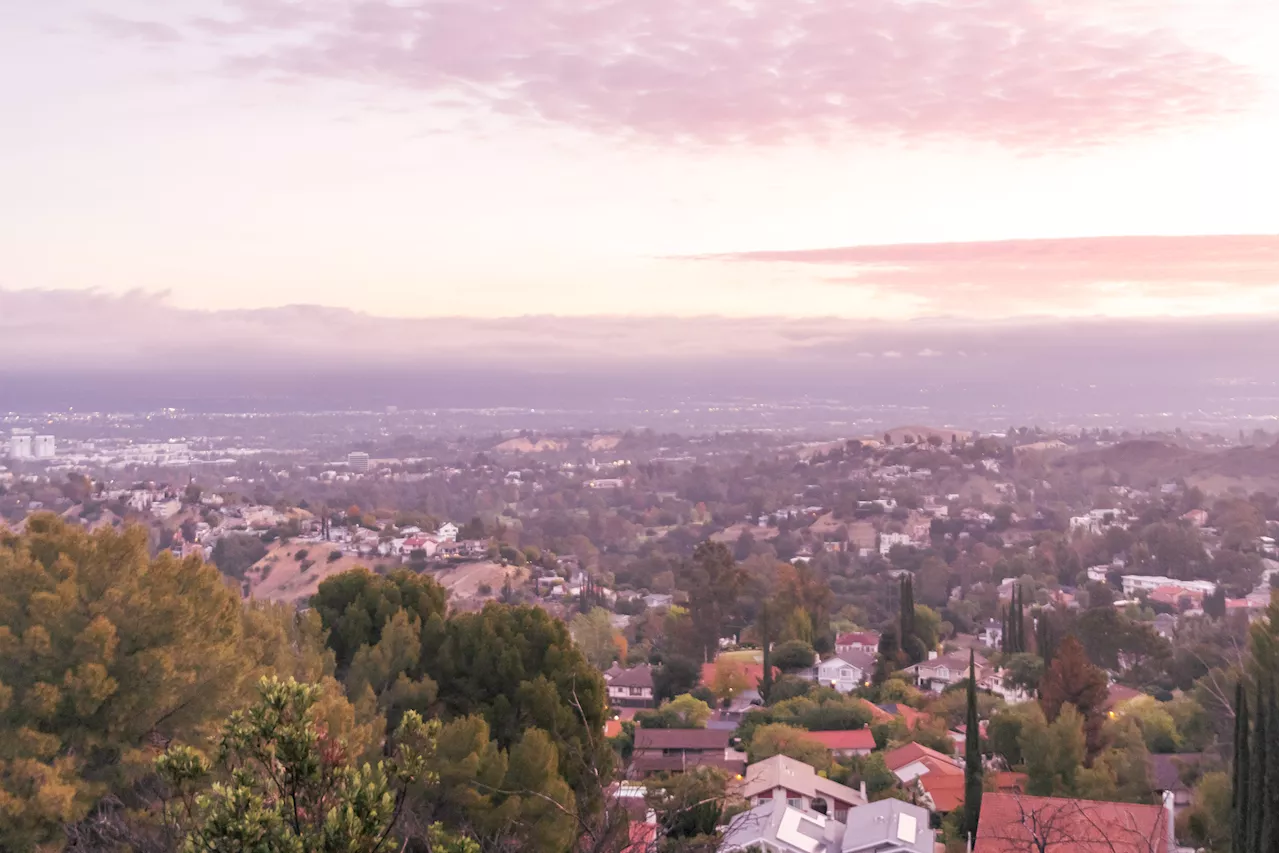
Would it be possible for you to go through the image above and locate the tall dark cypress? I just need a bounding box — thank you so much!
[1263,693,1278,853]
[962,649,983,843]
[1000,606,1008,654]
[760,602,773,703]
[1248,681,1266,853]
[1232,680,1250,853]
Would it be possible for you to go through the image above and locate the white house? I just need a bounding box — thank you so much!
[437,522,459,541]
[720,797,933,853]
[879,532,913,555]
[903,651,988,693]
[604,663,655,708]
[805,650,876,694]
[738,754,867,821]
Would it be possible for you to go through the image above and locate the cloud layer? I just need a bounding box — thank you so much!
[104,0,1260,148]
[1,286,1274,374]
[682,234,1279,314]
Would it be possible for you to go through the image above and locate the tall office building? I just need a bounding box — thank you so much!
[348,451,370,472]
[33,435,56,458]
[8,430,32,460]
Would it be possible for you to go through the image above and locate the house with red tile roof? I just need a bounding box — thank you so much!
[801,729,876,757]
[974,792,1169,853]
[882,742,962,786]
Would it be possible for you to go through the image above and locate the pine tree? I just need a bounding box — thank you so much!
[962,649,983,843]
[1247,680,1265,853]
[1232,680,1250,853]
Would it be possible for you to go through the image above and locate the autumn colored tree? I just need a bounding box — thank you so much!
[0,515,272,850]
[1038,635,1109,762]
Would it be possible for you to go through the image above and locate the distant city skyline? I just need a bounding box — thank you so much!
[1,0,1276,320]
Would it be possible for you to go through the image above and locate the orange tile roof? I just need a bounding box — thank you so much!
[802,729,877,751]
[604,719,623,739]
[974,792,1168,853]
[882,742,961,774]
[919,773,965,812]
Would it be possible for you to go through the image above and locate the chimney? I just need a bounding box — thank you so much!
[1162,790,1176,851]
[860,781,868,801]
[645,808,657,825]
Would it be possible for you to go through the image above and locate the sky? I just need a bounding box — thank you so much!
[1,0,1276,321]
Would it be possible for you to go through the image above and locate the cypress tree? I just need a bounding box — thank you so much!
[962,649,983,843]
[1232,680,1250,853]
[1248,681,1265,853]
[1000,606,1008,654]
[760,603,773,703]
[1263,693,1278,853]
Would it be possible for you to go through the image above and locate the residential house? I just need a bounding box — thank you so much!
[1149,754,1204,814]
[847,522,877,557]
[802,730,876,758]
[980,619,1003,649]
[720,797,933,853]
[437,522,459,541]
[835,631,881,655]
[973,792,1170,853]
[880,532,913,555]
[605,664,655,709]
[643,593,674,609]
[902,651,988,693]
[630,728,746,778]
[882,743,962,786]
[738,754,867,821]
[803,650,876,694]
[883,742,965,815]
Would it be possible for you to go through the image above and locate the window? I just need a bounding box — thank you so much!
[841,668,852,678]
[787,797,803,809]
[629,686,644,696]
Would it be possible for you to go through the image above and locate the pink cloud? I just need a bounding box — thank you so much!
[121,0,1259,148]
[682,234,1278,311]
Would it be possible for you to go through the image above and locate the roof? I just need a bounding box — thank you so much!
[609,664,654,689]
[882,743,961,775]
[740,754,866,806]
[604,719,623,739]
[802,730,877,751]
[830,649,877,669]
[630,752,746,775]
[917,772,965,812]
[1103,684,1144,710]
[1148,754,1203,792]
[633,728,730,750]
[973,793,1168,853]
[877,704,932,730]
[840,798,935,853]
[722,800,844,853]
[837,631,881,646]
[991,772,1028,793]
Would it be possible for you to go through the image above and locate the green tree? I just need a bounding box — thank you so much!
[210,532,268,580]
[772,640,816,673]
[1231,680,1250,853]
[680,542,745,662]
[571,607,622,670]
[637,694,713,729]
[311,568,447,674]
[1116,696,1181,753]
[962,651,983,844]
[155,676,453,853]
[1176,771,1232,853]
[986,702,1041,767]
[1020,704,1085,797]
[748,724,831,770]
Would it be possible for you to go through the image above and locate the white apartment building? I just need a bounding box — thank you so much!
[33,435,56,458]
[1121,575,1217,596]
